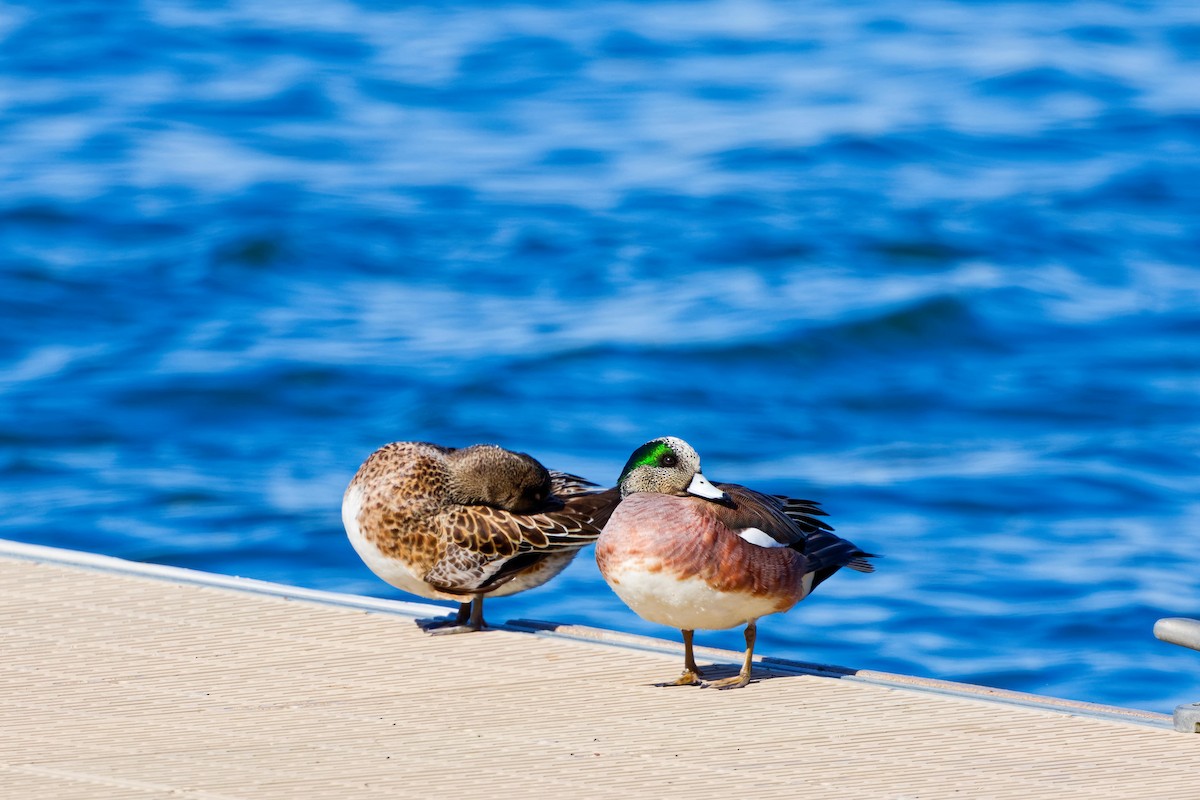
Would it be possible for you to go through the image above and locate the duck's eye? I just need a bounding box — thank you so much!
[660,454,678,468]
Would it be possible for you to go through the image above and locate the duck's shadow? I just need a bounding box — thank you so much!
[500,618,860,686]
[413,613,489,635]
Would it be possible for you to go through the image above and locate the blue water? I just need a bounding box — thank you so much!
[3,1,1200,713]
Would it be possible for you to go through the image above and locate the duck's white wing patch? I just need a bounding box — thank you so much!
[738,527,788,548]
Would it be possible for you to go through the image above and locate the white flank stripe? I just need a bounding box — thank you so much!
[738,527,787,548]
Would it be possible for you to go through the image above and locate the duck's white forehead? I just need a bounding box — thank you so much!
[656,436,698,461]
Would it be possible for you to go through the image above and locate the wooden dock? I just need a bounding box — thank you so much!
[1,539,1195,799]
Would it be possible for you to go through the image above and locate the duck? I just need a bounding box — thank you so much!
[343,441,619,633]
[596,436,876,689]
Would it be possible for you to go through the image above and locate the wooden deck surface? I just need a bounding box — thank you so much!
[1,539,1195,799]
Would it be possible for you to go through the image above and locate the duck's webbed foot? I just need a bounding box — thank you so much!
[657,629,704,686]
[423,599,486,634]
[701,621,756,690]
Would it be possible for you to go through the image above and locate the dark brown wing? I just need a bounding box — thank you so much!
[549,471,601,496]
[716,483,814,548]
[546,472,621,531]
[423,484,620,594]
[773,495,835,533]
[513,485,621,550]
[717,483,877,583]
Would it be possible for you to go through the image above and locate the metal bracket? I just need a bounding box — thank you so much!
[1153,618,1200,733]
[1173,703,1200,734]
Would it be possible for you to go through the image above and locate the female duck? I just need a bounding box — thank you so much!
[596,436,875,689]
[344,441,618,633]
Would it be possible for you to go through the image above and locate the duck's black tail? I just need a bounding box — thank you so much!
[803,529,878,590]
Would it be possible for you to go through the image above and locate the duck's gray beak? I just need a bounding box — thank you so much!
[687,472,732,504]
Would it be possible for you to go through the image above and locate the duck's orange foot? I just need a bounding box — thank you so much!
[702,670,751,690]
[659,669,703,687]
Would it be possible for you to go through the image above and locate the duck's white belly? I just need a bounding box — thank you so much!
[602,559,795,631]
[342,483,446,600]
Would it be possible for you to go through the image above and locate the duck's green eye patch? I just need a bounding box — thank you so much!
[618,440,675,483]
[635,442,672,468]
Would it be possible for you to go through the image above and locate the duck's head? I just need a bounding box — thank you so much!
[448,444,552,513]
[616,436,731,503]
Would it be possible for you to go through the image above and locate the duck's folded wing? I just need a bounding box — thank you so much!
[714,486,876,586]
[773,495,835,533]
[421,507,563,594]
[716,484,821,548]
[435,489,618,559]
[422,542,500,596]
[517,486,622,549]
[549,471,601,496]
[424,490,618,594]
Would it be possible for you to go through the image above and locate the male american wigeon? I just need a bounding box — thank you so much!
[343,441,619,633]
[596,436,876,689]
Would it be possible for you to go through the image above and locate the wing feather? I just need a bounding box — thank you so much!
[424,485,620,594]
[717,483,878,581]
